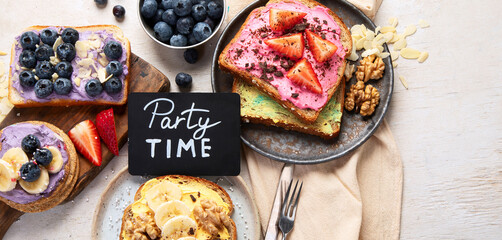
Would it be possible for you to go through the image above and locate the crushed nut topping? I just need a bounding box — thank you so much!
[124,207,161,240]
[193,199,232,237]
[356,55,385,82]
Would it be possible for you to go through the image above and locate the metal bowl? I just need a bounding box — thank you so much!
[138,0,227,49]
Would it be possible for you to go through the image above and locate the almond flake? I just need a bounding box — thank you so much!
[418,19,430,28]
[49,56,60,66]
[391,51,399,61]
[392,62,398,68]
[53,37,63,54]
[378,52,390,59]
[400,48,421,59]
[98,68,108,83]
[388,17,398,28]
[0,51,7,56]
[75,41,89,58]
[393,38,407,51]
[417,51,429,63]
[74,77,81,87]
[380,26,396,34]
[361,48,379,57]
[404,25,417,37]
[399,75,408,89]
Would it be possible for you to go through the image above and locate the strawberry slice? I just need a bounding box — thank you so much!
[264,33,304,60]
[269,8,307,32]
[305,29,338,63]
[69,120,102,166]
[96,108,119,156]
[286,58,322,94]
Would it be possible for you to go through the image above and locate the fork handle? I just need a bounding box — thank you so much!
[282,232,288,240]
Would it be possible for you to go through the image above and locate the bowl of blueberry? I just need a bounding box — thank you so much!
[139,0,226,49]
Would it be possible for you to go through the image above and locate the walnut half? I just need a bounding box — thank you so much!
[193,199,232,237]
[345,80,380,116]
[124,207,161,240]
[356,54,385,82]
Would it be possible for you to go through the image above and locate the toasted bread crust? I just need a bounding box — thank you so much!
[219,0,352,123]
[0,121,79,213]
[234,78,345,139]
[8,25,131,107]
[119,175,237,240]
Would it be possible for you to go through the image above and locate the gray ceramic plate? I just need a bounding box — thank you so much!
[91,167,260,240]
[211,0,393,164]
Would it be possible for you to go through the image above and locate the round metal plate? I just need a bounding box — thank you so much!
[211,0,393,164]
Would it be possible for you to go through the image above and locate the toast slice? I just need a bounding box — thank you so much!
[234,78,345,139]
[219,0,352,123]
[120,175,237,240]
[9,25,130,107]
[0,121,79,213]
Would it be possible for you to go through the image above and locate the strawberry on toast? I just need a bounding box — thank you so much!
[219,0,352,123]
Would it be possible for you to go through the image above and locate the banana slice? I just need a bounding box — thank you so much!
[46,146,63,174]
[161,215,197,239]
[0,159,17,192]
[154,200,191,228]
[145,181,182,212]
[2,147,29,179]
[19,167,49,194]
[178,237,197,240]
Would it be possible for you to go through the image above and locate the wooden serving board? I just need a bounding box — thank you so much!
[0,53,170,238]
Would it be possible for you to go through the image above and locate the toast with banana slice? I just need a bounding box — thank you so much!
[120,175,237,240]
[0,121,79,213]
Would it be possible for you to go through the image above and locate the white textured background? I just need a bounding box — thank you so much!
[0,0,501,239]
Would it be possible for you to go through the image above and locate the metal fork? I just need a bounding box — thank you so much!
[278,179,303,240]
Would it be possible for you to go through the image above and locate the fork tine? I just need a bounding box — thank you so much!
[281,179,294,214]
[286,180,299,216]
[290,181,303,219]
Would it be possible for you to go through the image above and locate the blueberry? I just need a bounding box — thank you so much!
[19,71,37,88]
[85,79,103,97]
[152,8,164,23]
[197,0,209,9]
[94,0,107,5]
[113,5,126,18]
[161,0,174,9]
[35,61,55,79]
[203,17,215,29]
[175,72,192,87]
[54,78,72,95]
[184,49,198,64]
[34,79,54,98]
[20,31,40,50]
[106,61,123,76]
[173,0,192,17]
[103,41,123,60]
[162,9,178,26]
[176,17,194,35]
[34,148,53,166]
[104,77,123,94]
[141,0,158,19]
[191,4,207,22]
[187,32,198,45]
[21,134,41,154]
[61,28,79,45]
[170,34,188,46]
[19,50,37,68]
[207,1,222,20]
[153,22,173,43]
[19,162,41,182]
[55,61,73,78]
[35,44,54,61]
[57,43,76,61]
[40,28,58,46]
[193,22,212,42]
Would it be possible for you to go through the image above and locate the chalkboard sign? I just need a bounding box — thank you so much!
[128,93,240,176]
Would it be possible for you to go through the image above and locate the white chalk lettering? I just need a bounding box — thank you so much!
[177,139,196,158]
[201,138,211,158]
[146,139,161,158]
[166,139,171,158]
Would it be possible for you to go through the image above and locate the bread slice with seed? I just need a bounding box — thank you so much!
[219,0,352,123]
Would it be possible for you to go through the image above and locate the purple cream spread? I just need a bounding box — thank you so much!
[10,26,128,103]
[0,123,69,204]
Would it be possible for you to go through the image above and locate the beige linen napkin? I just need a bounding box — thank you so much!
[244,121,403,239]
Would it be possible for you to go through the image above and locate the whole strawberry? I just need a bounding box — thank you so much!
[96,108,119,156]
